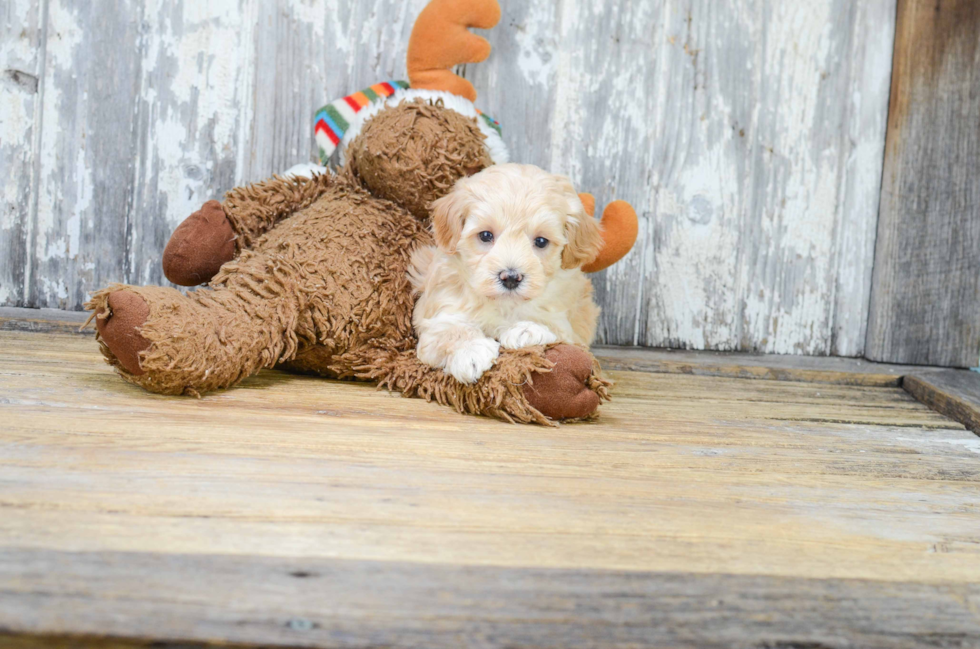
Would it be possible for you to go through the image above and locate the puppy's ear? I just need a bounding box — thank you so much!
[431,187,469,254]
[559,178,604,269]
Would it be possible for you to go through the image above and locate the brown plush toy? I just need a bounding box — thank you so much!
[86,0,638,424]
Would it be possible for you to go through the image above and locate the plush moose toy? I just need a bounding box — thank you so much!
[86,0,638,424]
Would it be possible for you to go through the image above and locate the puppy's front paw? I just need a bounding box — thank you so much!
[499,321,558,349]
[446,338,500,384]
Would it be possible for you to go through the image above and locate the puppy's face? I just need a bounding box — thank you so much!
[430,163,604,300]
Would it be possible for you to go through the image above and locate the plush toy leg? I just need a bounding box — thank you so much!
[162,173,335,287]
[162,200,238,286]
[89,281,608,418]
[350,343,610,425]
[88,260,306,395]
[523,345,608,420]
[92,290,151,375]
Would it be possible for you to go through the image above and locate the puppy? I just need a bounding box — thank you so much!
[409,163,604,384]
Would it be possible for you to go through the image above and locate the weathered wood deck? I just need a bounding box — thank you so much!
[1,323,979,648]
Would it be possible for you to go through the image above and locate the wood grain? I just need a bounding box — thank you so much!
[1,330,979,645]
[473,0,895,354]
[0,305,87,334]
[595,344,938,387]
[2,550,979,649]
[0,0,43,308]
[27,0,143,308]
[1,330,979,646]
[904,370,980,434]
[8,308,980,436]
[0,0,897,360]
[0,331,975,571]
[867,0,980,367]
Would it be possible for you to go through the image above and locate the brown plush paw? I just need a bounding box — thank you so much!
[95,291,151,375]
[524,344,601,420]
[162,200,237,286]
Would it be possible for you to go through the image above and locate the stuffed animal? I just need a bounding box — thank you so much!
[85,0,638,424]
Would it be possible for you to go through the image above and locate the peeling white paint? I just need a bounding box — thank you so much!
[535,0,895,353]
[547,0,585,181]
[0,79,33,229]
[0,0,42,306]
[513,2,557,88]
[40,276,68,302]
[1,0,898,359]
[66,144,91,260]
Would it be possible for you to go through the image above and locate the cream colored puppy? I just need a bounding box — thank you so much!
[410,163,604,384]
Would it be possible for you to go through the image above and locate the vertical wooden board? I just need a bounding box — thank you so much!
[30,0,143,309]
[244,0,428,182]
[545,0,893,353]
[547,0,734,349]
[547,0,668,348]
[867,0,980,368]
[466,1,560,170]
[0,0,42,307]
[737,0,893,356]
[246,0,326,182]
[832,0,896,356]
[125,0,258,288]
[8,0,896,361]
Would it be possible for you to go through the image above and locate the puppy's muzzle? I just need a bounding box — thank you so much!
[498,269,524,291]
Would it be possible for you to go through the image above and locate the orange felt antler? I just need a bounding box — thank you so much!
[578,193,640,274]
[407,0,502,102]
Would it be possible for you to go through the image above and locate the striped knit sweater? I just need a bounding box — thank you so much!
[315,80,502,165]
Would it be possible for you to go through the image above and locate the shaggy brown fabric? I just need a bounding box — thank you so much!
[348,99,492,219]
[375,343,609,425]
[223,172,334,250]
[86,101,610,422]
[162,200,237,286]
[287,343,554,425]
[90,176,422,397]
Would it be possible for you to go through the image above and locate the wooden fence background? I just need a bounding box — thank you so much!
[0,0,935,357]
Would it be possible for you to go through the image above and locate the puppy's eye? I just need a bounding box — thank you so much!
[534,237,550,249]
[478,231,494,243]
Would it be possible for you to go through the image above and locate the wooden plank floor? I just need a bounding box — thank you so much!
[1,330,979,648]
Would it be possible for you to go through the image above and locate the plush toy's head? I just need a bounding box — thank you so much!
[347,99,493,220]
[313,0,507,221]
[311,0,637,271]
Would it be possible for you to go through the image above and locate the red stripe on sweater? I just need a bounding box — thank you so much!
[315,120,340,145]
[343,96,362,113]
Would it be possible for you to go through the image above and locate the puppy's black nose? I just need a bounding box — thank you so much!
[499,269,523,290]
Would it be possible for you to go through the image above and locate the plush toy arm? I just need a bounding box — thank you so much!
[407,0,501,102]
[578,193,639,274]
[328,343,609,425]
[222,172,334,251]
